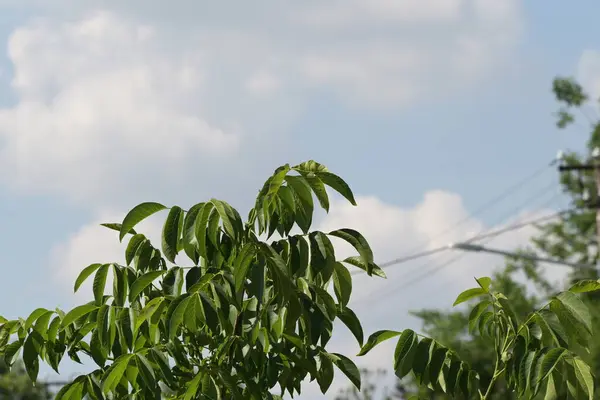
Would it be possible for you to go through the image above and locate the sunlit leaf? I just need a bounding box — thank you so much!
[453,287,487,306]
[358,330,402,356]
[74,264,102,293]
[119,202,166,241]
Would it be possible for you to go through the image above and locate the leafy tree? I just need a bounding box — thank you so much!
[0,161,385,399]
[337,77,600,399]
[0,358,52,399]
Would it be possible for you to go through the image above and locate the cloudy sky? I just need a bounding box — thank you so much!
[0,0,598,397]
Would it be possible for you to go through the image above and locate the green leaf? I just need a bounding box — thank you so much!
[572,357,594,400]
[119,202,166,241]
[194,202,215,259]
[358,330,402,356]
[331,353,361,390]
[453,287,487,306]
[162,267,184,297]
[554,291,592,334]
[184,372,203,400]
[568,279,600,293]
[4,341,22,367]
[538,348,566,383]
[317,171,356,205]
[429,347,449,385]
[468,300,490,333]
[317,354,334,393]
[413,338,433,385]
[304,174,329,212]
[343,256,386,278]
[393,329,417,372]
[544,372,558,400]
[234,243,257,293]
[475,276,492,292]
[211,199,242,241]
[162,205,184,263]
[129,270,167,303]
[136,353,156,387]
[102,354,134,394]
[125,234,146,266]
[97,305,111,350]
[100,222,136,235]
[93,264,111,306]
[24,308,49,331]
[74,263,102,293]
[333,262,352,307]
[23,333,40,383]
[182,203,204,263]
[168,294,192,339]
[338,307,364,347]
[329,229,373,264]
[112,266,127,307]
[60,304,98,330]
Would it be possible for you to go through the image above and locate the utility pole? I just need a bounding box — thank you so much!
[557,147,600,246]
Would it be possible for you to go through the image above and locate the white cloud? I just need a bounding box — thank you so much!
[0,1,523,205]
[0,11,239,205]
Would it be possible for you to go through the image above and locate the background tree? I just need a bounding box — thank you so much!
[0,161,384,398]
[0,358,52,399]
[337,77,600,399]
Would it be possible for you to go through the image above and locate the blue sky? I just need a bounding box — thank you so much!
[0,1,597,397]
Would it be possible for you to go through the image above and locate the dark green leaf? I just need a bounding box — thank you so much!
[234,243,256,293]
[162,205,184,263]
[338,307,364,347]
[468,300,490,333]
[93,264,111,306]
[119,202,166,241]
[168,294,192,339]
[102,353,134,394]
[194,202,215,259]
[393,329,416,372]
[129,270,167,303]
[317,171,356,205]
[125,234,146,266]
[358,330,402,356]
[60,304,98,330]
[572,357,594,399]
[23,333,39,383]
[554,291,592,333]
[333,262,352,307]
[538,348,566,384]
[329,229,374,264]
[74,264,102,293]
[331,353,361,390]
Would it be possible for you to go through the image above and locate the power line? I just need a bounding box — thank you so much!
[357,186,567,305]
[354,181,563,277]
[386,196,569,292]
[394,160,555,261]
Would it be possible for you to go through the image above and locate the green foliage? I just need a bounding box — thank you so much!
[337,76,600,400]
[358,276,599,399]
[0,161,386,399]
[0,358,52,399]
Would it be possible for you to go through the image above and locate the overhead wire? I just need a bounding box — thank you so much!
[352,178,561,277]
[384,187,568,293]
[358,178,567,303]
[391,160,556,261]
